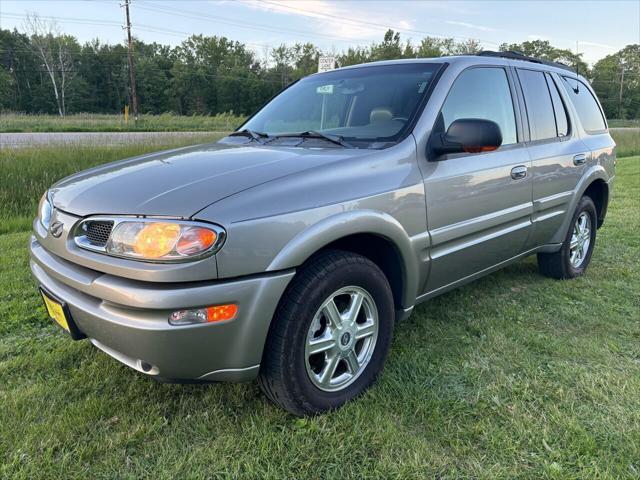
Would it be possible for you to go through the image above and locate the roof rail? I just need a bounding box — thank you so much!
[477,50,576,73]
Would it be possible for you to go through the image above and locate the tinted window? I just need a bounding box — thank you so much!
[545,73,569,137]
[561,77,606,133]
[518,69,557,141]
[440,67,517,145]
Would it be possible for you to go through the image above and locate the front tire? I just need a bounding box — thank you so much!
[537,195,597,279]
[258,250,394,416]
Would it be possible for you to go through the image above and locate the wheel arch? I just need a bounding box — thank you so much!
[551,166,610,244]
[319,233,405,311]
[583,178,609,228]
[266,210,420,310]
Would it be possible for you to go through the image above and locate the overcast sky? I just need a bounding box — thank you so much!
[1,0,639,65]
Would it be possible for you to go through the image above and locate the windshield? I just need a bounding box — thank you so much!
[242,63,442,146]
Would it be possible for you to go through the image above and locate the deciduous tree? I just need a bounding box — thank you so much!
[24,14,77,116]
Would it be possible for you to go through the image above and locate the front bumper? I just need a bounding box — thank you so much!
[30,235,294,382]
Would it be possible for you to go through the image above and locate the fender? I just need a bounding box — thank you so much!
[266,210,421,308]
[550,164,610,245]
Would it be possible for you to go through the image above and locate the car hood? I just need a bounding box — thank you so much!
[51,142,373,218]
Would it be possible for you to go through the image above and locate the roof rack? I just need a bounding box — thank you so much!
[477,50,576,73]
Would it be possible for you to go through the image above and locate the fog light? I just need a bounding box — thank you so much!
[169,304,238,325]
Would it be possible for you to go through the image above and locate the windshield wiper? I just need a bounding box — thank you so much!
[275,131,354,148]
[229,129,269,144]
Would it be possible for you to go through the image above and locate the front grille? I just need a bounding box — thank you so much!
[84,220,114,246]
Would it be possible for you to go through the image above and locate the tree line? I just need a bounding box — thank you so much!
[1,23,638,120]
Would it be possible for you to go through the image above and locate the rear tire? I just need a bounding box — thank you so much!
[537,195,597,279]
[258,250,394,416]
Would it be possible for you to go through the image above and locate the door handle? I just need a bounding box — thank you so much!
[511,165,527,180]
[573,154,587,166]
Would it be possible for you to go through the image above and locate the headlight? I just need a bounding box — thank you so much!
[74,218,225,262]
[107,221,220,260]
[38,192,53,230]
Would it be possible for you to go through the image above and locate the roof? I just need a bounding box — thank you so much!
[477,50,575,72]
[331,52,581,79]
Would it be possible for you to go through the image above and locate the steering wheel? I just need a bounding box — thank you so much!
[392,117,409,123]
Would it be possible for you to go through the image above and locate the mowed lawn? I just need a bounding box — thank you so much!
[0,113,246,133]
[0,149,638,478]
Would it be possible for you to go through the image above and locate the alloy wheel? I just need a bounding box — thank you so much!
[569,212,591,268]
[304,286,379,392]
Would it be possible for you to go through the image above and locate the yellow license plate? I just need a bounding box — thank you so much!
[41,290,70,332]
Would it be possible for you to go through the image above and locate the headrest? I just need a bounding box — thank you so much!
[370,107,393,123]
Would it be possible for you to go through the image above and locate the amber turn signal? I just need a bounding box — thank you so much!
[205,304,238,322]
[176,227,217,256]
[168,304,238,325]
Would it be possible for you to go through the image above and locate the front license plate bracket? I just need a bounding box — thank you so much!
[40,287,86,340]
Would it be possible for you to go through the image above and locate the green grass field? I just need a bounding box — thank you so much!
[0,140,638,477]
[0,139,222,235]
[0,113,246,133]
[608,118,640,128]
[611,128,640,158]
[1,112,637,133]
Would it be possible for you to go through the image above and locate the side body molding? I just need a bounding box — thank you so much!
[266,210,421,309]
[550,164,611,245]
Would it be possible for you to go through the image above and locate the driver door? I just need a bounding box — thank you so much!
[421,66,533,294]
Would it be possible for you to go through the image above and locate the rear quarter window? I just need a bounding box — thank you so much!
[561,77,607,134]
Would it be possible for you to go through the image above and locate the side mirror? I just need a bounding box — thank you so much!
[432,118,502,156]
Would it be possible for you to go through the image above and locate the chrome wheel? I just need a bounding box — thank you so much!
[304,286,379,392]
[569,212,591,268]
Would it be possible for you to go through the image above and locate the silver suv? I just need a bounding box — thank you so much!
[31,52,615,415]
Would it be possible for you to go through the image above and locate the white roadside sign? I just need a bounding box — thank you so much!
[318,56,336,73]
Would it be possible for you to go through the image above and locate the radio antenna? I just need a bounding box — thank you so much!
[574,40,580,93]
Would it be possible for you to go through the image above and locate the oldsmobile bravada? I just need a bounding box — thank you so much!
[31,51,615,415]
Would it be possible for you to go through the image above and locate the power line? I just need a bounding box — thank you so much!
[4,9,626,68]
[1,12,123,27]
[134,2,370,45]
[135,0,500,49]
[1,12,274,51]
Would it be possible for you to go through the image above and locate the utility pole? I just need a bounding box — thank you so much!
[123,0,138,120]
[619,66,625,119]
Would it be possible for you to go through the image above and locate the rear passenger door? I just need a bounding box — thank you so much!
[515,68,588,248]
[421,66,532,294]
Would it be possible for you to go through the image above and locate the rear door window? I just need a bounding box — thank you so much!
[561,77,607,133]
[517,69,557,141]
